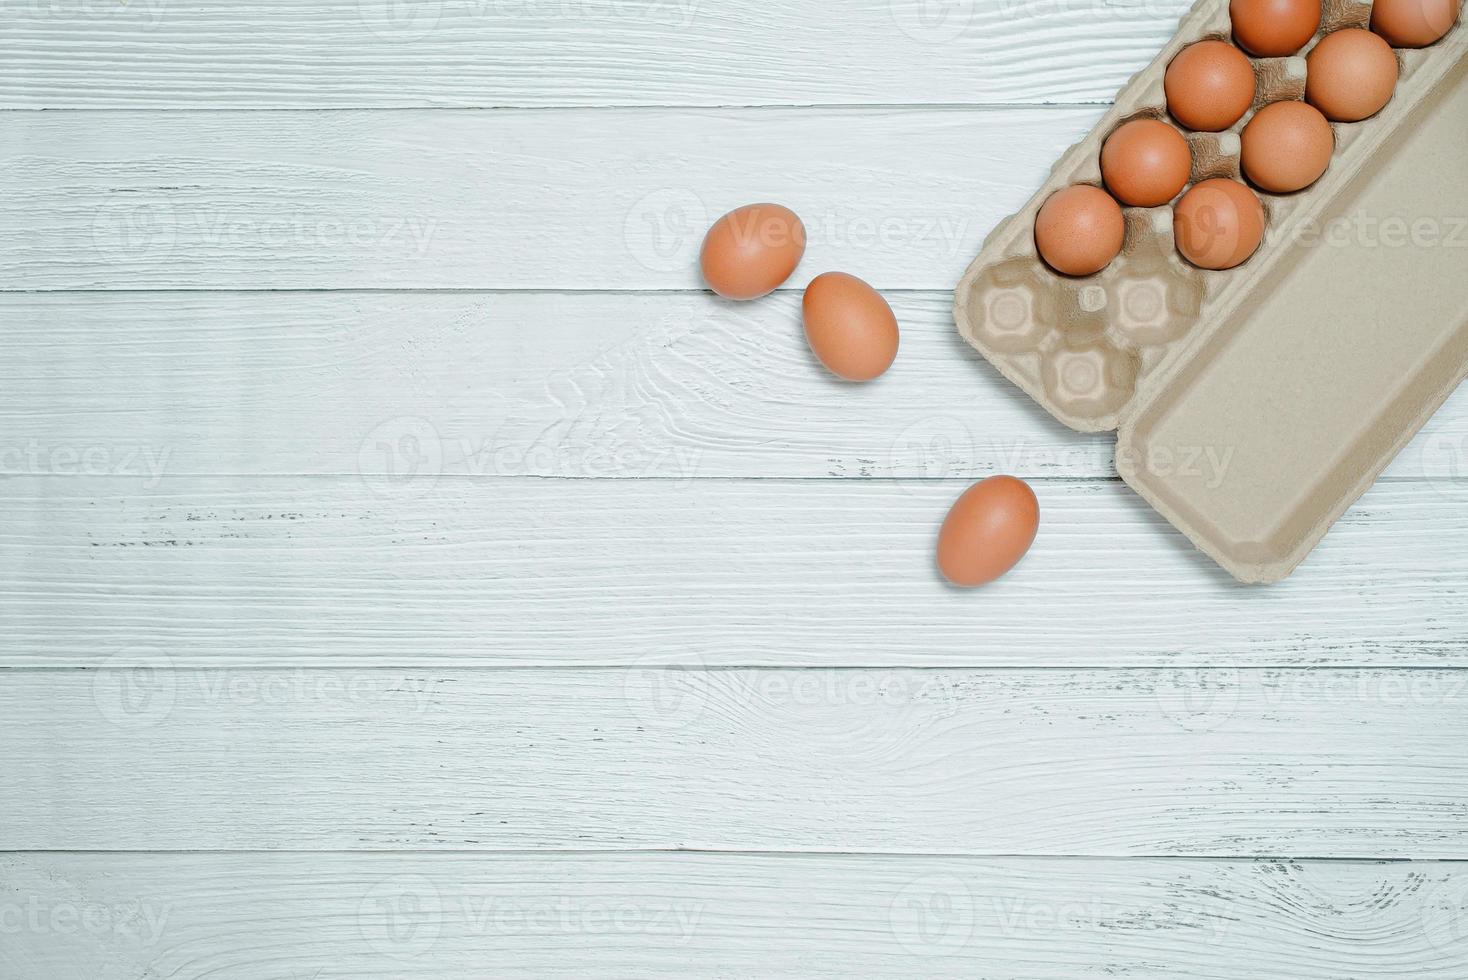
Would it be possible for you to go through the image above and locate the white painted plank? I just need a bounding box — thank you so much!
[0,289,1101,480]
[5,289,1468,481]
[0,106,1098,290]
[0,0,1191,109]
[6,667,1468,854]
[3,477,1467,667]
[4,852,1466,977]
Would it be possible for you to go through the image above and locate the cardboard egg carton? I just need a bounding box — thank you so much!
[954,0,1467,582]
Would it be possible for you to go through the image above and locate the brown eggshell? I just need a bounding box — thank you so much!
[1174,178,1267,270]
[801,272,899,381]
[936,476,1040,588]
[1371,0,1461,47]
[1101,119,1194,207]
[1241,100,1335,192]
[1306,29,1400,121]
[1165,40,1258,132]
[1230,0,1322,55]
[1034,185,1126,277]
[700,203,806,300]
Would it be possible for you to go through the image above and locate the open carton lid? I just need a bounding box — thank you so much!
[955,0,1468,583]
[1121,50,1468,582]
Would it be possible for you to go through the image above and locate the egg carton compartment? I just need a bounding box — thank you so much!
[954,0,1467,581]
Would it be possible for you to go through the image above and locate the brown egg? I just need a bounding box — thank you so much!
[1165,40,1258,132]
[801,272,899,381]
[937,476,1040,588]
[1230,0,1322,55]
[1174,178,1267,269]
[1034,185,1126,277]
[1241,100,1335,192]
[1101,119,1194,207]
[699,203,806,300]
[1306,29,1399,121]
[1372,0,1460,47]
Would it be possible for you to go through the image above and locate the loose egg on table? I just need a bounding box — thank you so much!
[1306,28,1400,121]
[1241,100,1335,192]
[1165,40,1258,132]
[1034,184,1126,277]
[936,476,1040,587]
[1174,178,1267,269]
[1230,0,1321,55]
[801,272,900,381]
[700,203,806,300]
[1371,0,1461,46]
[1101,118,1194,207]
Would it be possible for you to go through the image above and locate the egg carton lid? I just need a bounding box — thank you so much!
[954,1,1468,582]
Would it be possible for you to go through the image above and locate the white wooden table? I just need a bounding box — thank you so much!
[3,1,1468,975]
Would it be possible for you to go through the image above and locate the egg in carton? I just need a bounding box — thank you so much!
[955,0,1467,583]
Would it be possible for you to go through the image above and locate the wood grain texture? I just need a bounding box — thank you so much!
[0,290,1094,479]
[5,667,1468,854]
[0,0,1190,109]
[2,477,1466,667]
[4,289,1468,481]
[5,852,1467,977]
[5,8,1466,979]
[0,106,1100,290]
